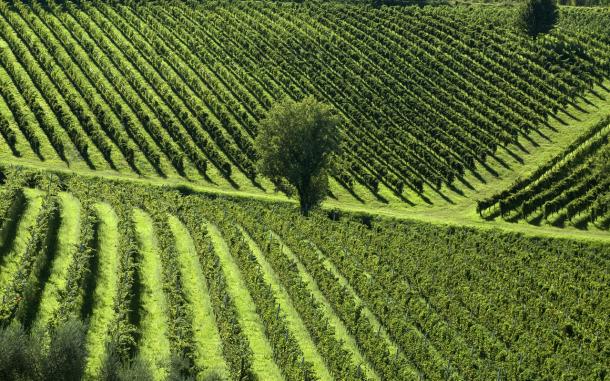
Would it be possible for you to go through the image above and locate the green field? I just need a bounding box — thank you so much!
[0,0,609,380]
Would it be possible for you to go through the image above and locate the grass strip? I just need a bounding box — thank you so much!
[133,208,171,381]
[84,202,120,380]
[34,192,81,328]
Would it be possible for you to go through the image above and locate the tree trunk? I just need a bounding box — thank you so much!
[299,197,310,216]
[297,186,310,216]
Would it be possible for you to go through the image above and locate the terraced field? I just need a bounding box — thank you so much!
[1,0,609,203]
[0,167,609,380]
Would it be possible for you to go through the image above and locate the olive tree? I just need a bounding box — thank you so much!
[517,0,559,37]
[255,96,340,216]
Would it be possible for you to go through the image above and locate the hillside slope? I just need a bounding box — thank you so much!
[0,0,609,204]
[0,166,609,380]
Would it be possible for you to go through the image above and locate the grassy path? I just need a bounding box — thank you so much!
[0,188,43,293]
[84,203,120,380]
[34,192,81,328]
[133,208,171,381]
[2,153,608,244]
[237,225,333,381]
[206,222,284,381]
[1,83,609,242]
[270,232,381,381]
[167,215,229,380]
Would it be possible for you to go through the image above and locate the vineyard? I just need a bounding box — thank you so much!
[0,166,608,380]
[478,116,610,229]
[0,0,609,201]
[0,0,609,379]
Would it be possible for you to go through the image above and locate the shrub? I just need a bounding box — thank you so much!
[42,319,88,381]
[0,323,43,381]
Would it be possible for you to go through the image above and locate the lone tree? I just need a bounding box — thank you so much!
[517,0,559,37]
[255,96,340,216]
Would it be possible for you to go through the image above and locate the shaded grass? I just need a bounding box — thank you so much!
[0,188,43,295]
[270,232,380,381]
[33,192,81,328]
[237,225,333,381]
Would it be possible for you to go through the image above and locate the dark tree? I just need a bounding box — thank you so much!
[255,96,340,216]
[517,0,559,37]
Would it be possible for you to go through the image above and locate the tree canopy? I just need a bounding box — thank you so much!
[517,0,559,37]
[255,97,340,216]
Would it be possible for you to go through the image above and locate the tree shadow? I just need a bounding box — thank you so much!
[568,101,587,114]
[551,114,569,126]
[543,120,559,133]
[455,175,475,191]
[531,127,551,142]
[562,108,582,122]
[488,153,511,171]
[527,214,544,226]
[0,192,26,263]
[573,219,590,231]
[447,182,465,196]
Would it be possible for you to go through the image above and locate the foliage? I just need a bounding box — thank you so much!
[0,319,87,381]
[517,0,559,37]
[0,323,43,381]
[595,145,610,174]
[255,97,340,215]
[1,155,610,380]
[42,319,88,381]
[100,340,155,381]
[115,355,154,381]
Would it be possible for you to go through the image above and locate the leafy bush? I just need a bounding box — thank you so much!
[255,96,340,215]
[0,319,87,381]
[0,323,43,381]
[42,319,88,381]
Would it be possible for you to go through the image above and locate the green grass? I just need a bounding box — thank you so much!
[0,188,43,294]
[270,232,380,381]
[133,208,171,381]
[33,192,81,328]
[84,202,120,380]
[206,222,284,381]
[167,215,229,380]
[237,225,334,381]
